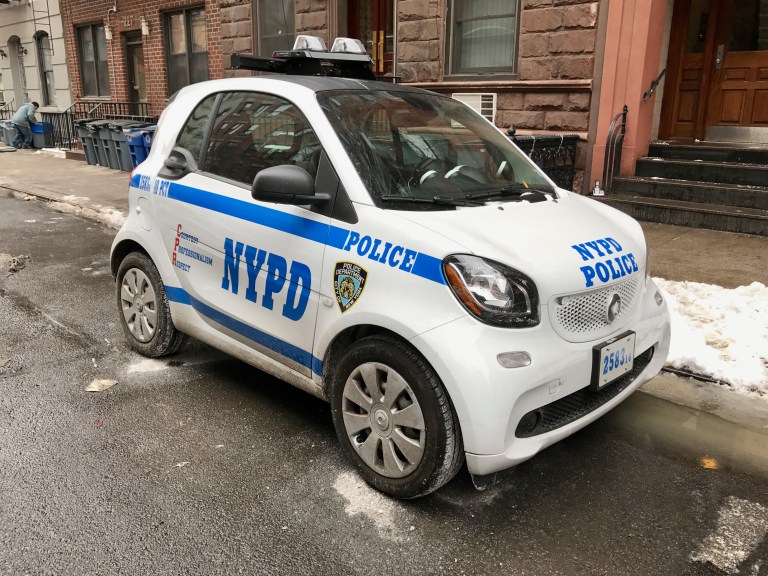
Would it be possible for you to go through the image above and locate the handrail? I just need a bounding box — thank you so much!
[600,105,628,195]
[643,68,666,102]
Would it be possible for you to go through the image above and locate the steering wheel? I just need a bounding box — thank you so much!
[416,158,444,185]
[444,164,488,184]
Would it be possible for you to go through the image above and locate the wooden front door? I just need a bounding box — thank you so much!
[347,0,394,78]
[660,0,768,140]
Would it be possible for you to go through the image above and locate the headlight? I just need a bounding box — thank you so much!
[442,254,539,328]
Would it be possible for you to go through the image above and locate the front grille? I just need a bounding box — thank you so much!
[515,347,654,439]
[550,275,642,343]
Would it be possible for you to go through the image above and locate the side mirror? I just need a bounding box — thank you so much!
[252,165,330,205]
[158,147,196,180]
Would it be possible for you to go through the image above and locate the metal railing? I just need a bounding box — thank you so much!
[37,100,157,150]
[0,100,15,121]
[643,69,666,102]
[72,100,152,120]
[508,127,579,191]
[601,105,628,194]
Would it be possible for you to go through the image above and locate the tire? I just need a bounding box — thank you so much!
[330,334,463,499]
[116,252,186,357]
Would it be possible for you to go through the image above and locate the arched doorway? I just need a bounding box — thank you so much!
[7,36,28,106]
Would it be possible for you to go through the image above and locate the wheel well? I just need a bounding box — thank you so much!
[321,325,413,398]
[111,240,149,278]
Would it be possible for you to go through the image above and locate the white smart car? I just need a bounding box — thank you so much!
[111,37,670,498]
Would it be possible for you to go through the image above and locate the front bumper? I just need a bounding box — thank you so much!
[410,277,671,476]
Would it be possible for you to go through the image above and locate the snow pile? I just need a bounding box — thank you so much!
[49,194,126,229]
[656,278,768,395]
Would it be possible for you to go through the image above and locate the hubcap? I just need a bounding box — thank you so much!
[341,362,426,478]
[120,268,158,343]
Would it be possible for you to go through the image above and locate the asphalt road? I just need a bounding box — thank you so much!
[1,192,767,576]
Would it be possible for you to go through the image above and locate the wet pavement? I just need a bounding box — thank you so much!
[2,185,768,575]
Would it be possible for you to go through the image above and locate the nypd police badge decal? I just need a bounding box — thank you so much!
[334,262,367,313]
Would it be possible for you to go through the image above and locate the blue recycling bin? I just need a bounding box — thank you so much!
[141,125,156,150]
[30,122,53,149]
[125,127,148,167]
[110,120,147,172]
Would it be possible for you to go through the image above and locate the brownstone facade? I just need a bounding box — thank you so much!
[60,0,597,190]
[290,0,598,191]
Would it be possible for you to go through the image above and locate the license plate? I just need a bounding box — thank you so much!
[591,331,635,390]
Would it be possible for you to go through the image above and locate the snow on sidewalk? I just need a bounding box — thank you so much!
[656,278,768,396]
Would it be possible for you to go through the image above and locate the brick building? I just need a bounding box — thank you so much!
[57,0,768,203]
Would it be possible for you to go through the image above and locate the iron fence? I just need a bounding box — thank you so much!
[508,127,579,191]
[39,101,157,150]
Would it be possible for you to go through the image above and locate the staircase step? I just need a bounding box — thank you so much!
[648,142,768,164]
[635,158,768,187]
[599,195,768,236]
[612,177,768,210]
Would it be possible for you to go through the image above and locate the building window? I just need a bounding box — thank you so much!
[78,24,110,97]
[165,7,209,95]
[36,32,55,106]
[447,0,519,76]
[256,0,295,55]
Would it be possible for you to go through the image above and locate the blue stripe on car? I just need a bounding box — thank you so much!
[130,174,446,285]
[165,286,324,376]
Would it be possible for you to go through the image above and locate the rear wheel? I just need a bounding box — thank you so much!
[330,334,463,498]
[116,252,186,357]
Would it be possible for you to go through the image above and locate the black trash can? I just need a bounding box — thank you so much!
[97,121,121,169]
[86,120,111,167]
[110,120,148,172]
[75,118,98,165]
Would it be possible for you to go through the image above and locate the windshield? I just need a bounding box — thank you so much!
[317,89,555,210]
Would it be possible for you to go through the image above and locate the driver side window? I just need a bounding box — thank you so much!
[200,91,321,186]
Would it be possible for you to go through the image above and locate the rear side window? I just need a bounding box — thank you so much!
[198,91,321,186]
[176,94,217,162]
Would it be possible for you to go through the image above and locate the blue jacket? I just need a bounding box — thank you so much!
[12,103,38,126]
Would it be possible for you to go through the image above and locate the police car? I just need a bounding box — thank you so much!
[111,36,670,498]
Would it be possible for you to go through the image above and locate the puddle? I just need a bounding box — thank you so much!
[600,391,768,481]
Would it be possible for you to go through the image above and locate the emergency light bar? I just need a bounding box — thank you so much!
[228,35,376,80]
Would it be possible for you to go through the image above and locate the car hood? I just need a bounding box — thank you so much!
[393,192,648,298]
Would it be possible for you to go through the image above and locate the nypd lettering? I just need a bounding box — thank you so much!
[342,232,418,273]
[571,236,638,288]
[137,174,152,193]
[221,237,311,321]
[334,262,367,313]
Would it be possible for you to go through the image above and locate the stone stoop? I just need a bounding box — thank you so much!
[599,142,768,236]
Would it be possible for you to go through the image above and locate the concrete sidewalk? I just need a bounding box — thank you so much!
[2,149,767,435]
[3,150,767,287]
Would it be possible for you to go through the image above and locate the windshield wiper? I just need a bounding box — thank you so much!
[467,183,555,202]
[380,195,485,207]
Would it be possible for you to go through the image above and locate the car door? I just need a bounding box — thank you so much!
[155,90,329,378]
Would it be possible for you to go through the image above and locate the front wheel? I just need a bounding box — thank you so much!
[116,252,186,357]
[330,334,463,498]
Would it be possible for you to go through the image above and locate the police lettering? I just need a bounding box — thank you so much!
[342,232,417,272]
[571,236,638,288]
[153,179,170,197]
[220,237,311,321]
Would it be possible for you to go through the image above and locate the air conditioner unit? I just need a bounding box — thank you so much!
[452,93,497,124]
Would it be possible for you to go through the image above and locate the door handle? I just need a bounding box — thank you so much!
[715,44,724,69]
